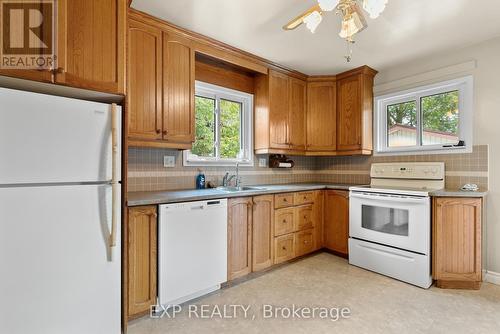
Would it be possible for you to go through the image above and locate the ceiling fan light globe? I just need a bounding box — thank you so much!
[363,0,388,19]
[318,0,339,12]
[303,11,323,33]
[339,10,366,39]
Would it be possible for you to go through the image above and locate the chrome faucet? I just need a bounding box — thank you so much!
[222,163,240,187]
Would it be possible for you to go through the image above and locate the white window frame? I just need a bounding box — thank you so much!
[183,81,254,167]
[374,76,473,155]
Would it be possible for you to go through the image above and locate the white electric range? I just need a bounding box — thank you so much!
[348,162,445,288]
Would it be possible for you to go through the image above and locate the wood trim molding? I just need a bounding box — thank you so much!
[336,65,378,81]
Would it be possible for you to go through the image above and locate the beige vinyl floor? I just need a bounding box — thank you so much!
[128,253,500,334]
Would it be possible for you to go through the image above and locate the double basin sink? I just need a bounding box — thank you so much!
[215,186,267,193]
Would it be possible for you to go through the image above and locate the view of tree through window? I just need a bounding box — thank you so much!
[191,95,242,159]
[192,96,216,157]
[220,99,241,159]
[386,90,459,147]
[422,91,459,145]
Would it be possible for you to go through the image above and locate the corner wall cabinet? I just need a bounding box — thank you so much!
[432,197,482,290]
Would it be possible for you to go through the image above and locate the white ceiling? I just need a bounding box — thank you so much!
[131,0,500,75]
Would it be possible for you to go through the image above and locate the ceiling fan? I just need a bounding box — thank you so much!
[283,0,388,62]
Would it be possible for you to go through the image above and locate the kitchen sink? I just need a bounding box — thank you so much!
[216,186,266,192]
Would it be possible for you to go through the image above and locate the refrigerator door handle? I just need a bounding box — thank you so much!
[109,103,119,249]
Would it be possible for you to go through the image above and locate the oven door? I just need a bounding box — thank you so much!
[349,191,430,254]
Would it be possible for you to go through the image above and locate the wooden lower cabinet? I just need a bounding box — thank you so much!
[252,195,274,272]
[227,198,253,280]
[127,206,157,318]
[324,190,349,256]
[433,197,482,289]
[274,234,296,264]
[295,229,315,257]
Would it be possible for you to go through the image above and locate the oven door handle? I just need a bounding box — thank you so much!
[350,192,429,204]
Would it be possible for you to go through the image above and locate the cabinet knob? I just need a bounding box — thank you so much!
[282,219,286,223]
[282,246,287,250]
[283,198,287,202]
[155,129,161,134]
[163,130,168,135]
[304,240,308,244]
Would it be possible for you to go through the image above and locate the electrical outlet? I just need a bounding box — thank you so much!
[163,155,175,168]
[258,158,267,168]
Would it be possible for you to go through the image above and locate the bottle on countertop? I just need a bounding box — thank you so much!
[196,169,206,189]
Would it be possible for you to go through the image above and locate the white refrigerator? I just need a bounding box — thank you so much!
[0,87,122,334]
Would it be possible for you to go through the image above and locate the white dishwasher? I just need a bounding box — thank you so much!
[158,199,227,307]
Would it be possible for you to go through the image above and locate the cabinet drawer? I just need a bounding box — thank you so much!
[295,205,313,231]
[295,229,315,257]
[275,193,294,208]
[274,208,295,236]
[274,234,295,264]
[294,191,314,205]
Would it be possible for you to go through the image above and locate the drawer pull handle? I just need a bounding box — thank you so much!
[304,240,308,244]
[282,219,286,223]
[283,198,287,202]
[282,246,287,250]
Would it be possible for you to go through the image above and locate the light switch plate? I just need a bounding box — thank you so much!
[163,155,175,168]
[259,158,267,168]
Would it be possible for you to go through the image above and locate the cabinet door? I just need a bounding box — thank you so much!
[324,190,349,255]
[127,19,162,141]
[274,234,295,264]
[228,198,253,280]
[252,195,274,271]
[269,70,290,149]
[337,74,362,151]
[55,0,125,94]
[288,77,306,150]
[162,32,195,144]
[433,198,482,284]
[307,81,337,151]
[127,206,157,318]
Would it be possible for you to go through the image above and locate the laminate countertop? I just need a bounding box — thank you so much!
[428,189,488,198]
[127,183,488,206]
[127,183,359,206]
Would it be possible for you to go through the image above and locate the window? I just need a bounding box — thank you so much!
[183,81,253,166]
[375,76,473,154]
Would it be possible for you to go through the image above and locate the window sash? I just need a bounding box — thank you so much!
[185,81,254,166]
[375,76,472,154]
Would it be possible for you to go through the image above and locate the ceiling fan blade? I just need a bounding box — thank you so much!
[283,4,322,30]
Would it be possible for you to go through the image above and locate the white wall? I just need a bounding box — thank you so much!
[374,36,500,273]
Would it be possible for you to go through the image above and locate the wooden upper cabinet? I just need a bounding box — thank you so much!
[336,66,377,154]
[307,80,337,152]
[288,78,306,150]
[227,198,253,281]
[252,195,274,272]
[127,19,162,141]
[433,197,482,289]
[56,0,125,94]
[127,206,157,318]
[324,190,349,256]
[162,32,195,144]
[268,70,290,149]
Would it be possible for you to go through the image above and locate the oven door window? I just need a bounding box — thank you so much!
[361,205,409,236]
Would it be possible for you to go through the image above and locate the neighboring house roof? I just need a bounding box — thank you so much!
[389,124,457,140]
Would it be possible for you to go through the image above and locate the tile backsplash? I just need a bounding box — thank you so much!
[127,145,488,192]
